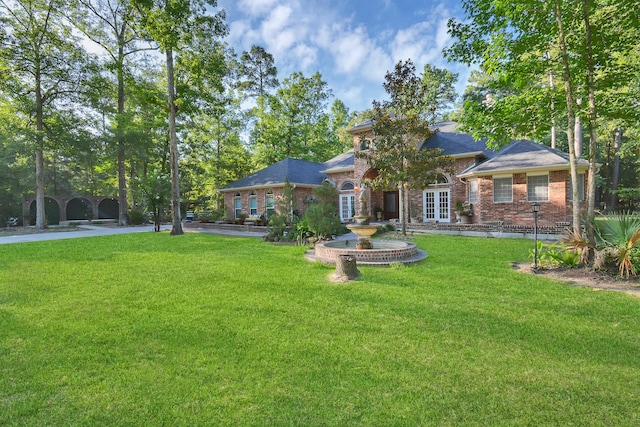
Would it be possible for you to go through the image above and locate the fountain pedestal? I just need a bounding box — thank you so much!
[346,222,379,249]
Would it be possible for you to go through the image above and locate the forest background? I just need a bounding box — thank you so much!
[0,0,638,230]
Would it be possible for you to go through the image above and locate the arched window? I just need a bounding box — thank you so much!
[249,191,257,215]
[266,189,275,218]
[340,181,355,191]
[427,175,449,188]
[234,193,242,218]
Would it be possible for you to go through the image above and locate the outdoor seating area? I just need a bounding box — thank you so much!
[244,214,264,226]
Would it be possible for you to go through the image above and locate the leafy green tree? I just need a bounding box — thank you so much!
[237,45,278,98]
[252,71,339,166]
[133,169,170,231]
[135,0,227,235]
[446,0,640,240]
[181,92,252,215]
[0,99,31,224]
[1,0,92,229]
[302,182,342,240]
[266,178,297,241]
[420,64,458,121]
[329,99,357,154]
[71,0,153,225]
[358,59,455,235]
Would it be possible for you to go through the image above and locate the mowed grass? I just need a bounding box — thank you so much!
[1,232,639,426]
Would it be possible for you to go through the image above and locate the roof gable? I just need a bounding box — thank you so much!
[461,140,589,176]
[322,149,354,173]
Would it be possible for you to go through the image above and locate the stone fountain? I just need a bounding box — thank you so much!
[346,190,379,249]
[308,187,427,266]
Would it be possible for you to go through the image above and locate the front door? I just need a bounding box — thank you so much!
[423,189,450,222]
[383,191,399,220]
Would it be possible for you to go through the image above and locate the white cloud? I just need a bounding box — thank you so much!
[221,0,466,111]
[391,21,434,64]
[313,23,392,84]
[291,44,317,71]
[237,0,280,18]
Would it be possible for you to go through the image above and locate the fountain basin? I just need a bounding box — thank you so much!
[345,223,379,238]
[311,239,427,266]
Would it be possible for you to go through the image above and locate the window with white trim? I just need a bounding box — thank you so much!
[527,174,549,202]
[266,190,275,218]
[493,176,513,203]
[234,193,242,218]
[249,191,257,215]
[469,179,479,204]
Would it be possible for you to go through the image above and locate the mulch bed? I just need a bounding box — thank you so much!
[514,262,640,297]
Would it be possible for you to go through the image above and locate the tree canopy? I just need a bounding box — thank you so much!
[445,0,640,237]
[359,59,454,235]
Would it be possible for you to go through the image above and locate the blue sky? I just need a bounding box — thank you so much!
[218,0,472,113]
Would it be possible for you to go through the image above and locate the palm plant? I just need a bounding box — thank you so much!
[593,212,640,278]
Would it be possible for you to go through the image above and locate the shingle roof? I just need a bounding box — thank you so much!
[420,121,496,158]
[220,158,327,191]
[346,119,373,134]
[460,140,589,177]
[322,149,354,173]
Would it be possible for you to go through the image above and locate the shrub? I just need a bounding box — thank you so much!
[266,214,294,242]
[302,183,342,240]
[529,241,581,268]
[593,212,640,278]
[128,209,148,225]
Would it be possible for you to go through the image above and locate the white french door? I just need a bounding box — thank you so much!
[423,189,450,222]
[340,194,355,222]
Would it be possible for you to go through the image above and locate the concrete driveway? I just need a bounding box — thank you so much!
[0,225,179,245]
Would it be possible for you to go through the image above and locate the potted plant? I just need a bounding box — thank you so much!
[455,201,473,224]
[235,213,247,225]
[373,206,384,221]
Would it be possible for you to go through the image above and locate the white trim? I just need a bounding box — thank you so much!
[220,183,319,193]
[423,188,451,223]
[320,166,355,174]
[450,151,485,160]
[458,164,589,179]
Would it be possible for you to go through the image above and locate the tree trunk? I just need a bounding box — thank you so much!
[574,110,583,158]
[166,47,183,235]
[555,0,581,237]
[399,183,407,236]
[583,0,598,248]
[117,45,128,226]
[550,69,556,149]
[331,254,360,282]
[35,68,46,229]
[609,128,622,211]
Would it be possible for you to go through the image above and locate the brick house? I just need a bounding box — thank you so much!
[220,158,327,222]
[221,121,589,227]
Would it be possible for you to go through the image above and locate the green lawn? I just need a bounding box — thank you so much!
[1,233,639,426]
